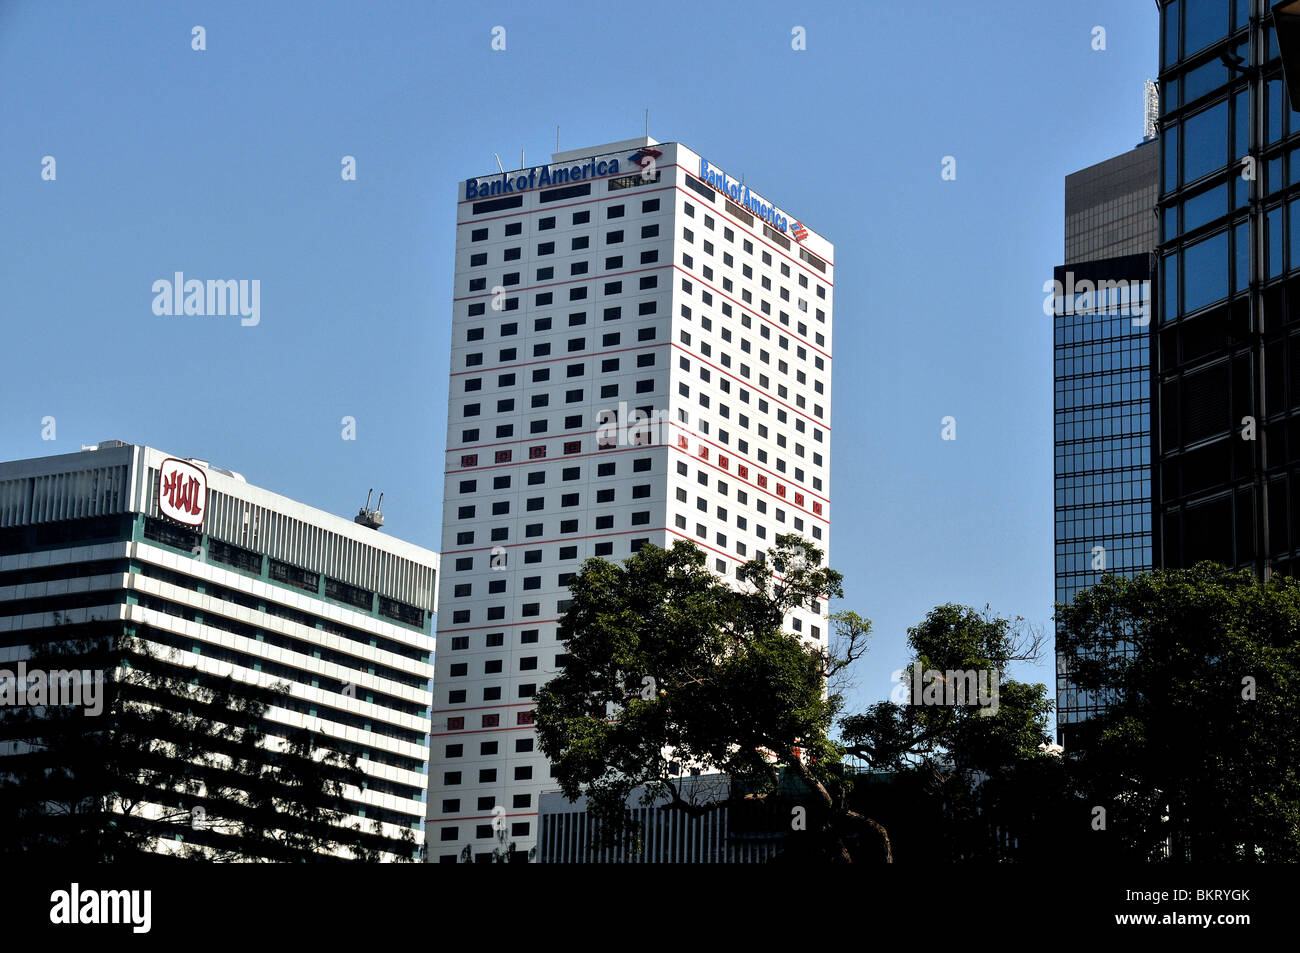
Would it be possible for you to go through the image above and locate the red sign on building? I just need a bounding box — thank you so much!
[157,457,207,527]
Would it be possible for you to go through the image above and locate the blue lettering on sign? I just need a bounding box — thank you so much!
[465,158,619,200]
[698,158,789,233]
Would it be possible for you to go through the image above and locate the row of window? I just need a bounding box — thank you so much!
[464,189,829,291]
[452,419,824,508]
[440,790,533,815]
[679,222,827,340]
[446,654,565,678]
[446,453,824,563]
[453,455,822,508]
[680,276,827,345]
[466,322,658,344]
[679,304,827,387]
[672,509,823,553]
[438,822,533,844]
[462,296,656,342]
[465,240,662,293]
[446,539,651,597]
[1161,0,1251,72]
[460,311,829,440]
[1163,81,1296,197]
[449,456,823,546]
[464,341,658,371]
[440,766,536,788]
[681,197,830,293]
[459,225,829,365]
[457,381,659,446]
[467,199,662,244]
[454,398,826,493]
[460,309,827,424]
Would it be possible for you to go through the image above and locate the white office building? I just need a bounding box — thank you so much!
[0,442,438,860]
[428,137,834,862]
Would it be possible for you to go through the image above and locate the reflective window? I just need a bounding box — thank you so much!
[1184,183,1226,231]
[1164,122,1179,193]
[1162,251,1179,321]
[1183,100,1228,183]
[1183,230,1229,312]
[1268,206,1284,278]
[1290,200,1300,277]
[1184,57,1227,102]
[1234,87,1249,160]
[1184,0,1228,55]
[1235,220,1250,292]
[1164,0,1180,67]
[1269,78,1285,145]
[1234,170,1250,210]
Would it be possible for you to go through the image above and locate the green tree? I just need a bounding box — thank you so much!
[840,604,1052,775]
[535,534,888,862]
[837,604,1057,861]
[1057,564,1300,862]
[536,537,1060,862]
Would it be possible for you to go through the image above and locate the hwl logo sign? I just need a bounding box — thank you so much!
[158,458,207,527]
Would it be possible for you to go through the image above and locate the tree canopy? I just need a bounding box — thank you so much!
[535,535,1054,862]
[1057,563,1300,861]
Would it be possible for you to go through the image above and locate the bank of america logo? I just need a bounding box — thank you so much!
[790,221,809,242]
[628,147,661,167]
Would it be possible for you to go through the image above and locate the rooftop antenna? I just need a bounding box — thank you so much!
[1143,80,1159,140]
[521,148,525,169]
[556,126,560,151]
[644,108,649,138]
[493,153,504,173]
[355,488,385,530]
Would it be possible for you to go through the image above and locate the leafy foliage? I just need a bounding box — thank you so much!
[535,534,891,861]
[1057,564,1300,861]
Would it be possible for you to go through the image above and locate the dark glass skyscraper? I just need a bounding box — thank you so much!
[1053,140,1158,746]
[1156,0,1300,575]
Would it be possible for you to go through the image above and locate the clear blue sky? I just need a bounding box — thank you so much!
[0,0,1158,729]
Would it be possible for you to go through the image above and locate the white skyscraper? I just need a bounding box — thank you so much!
[428,137,833,862]
[0,442,438,860]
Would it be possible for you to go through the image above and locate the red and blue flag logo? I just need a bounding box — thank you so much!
[628,147,662,168]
